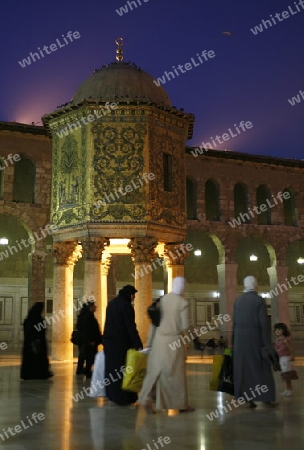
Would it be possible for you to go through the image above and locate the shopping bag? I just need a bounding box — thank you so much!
[218,353,234,395]
[281,369,298,381]
[88,351,106,397]
[70,330,83,346]
[209,355,224,391]
[122,349,147,393]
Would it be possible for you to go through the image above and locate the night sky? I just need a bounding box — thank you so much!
[1,0,303,159]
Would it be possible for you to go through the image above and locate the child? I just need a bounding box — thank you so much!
[274,323,297,396]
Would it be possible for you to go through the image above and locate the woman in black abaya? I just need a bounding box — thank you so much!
[21,302,53,380]
[103,285,142,405]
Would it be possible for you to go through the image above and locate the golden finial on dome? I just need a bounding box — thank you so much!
[115,37,124,62]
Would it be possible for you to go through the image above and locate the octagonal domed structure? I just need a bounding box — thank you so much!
[71,62,171,107]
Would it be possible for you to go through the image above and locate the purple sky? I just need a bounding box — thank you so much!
[1,0,304,159]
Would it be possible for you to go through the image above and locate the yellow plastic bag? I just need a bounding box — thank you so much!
[122,349,147,393]
[209,355,224,391]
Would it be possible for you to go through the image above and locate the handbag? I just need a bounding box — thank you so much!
[281,369,298,381]
[209,354,224,391]
[147,298,161,327]
[70,330,82,346]
[218,353,234,395]
[122,349,148,393]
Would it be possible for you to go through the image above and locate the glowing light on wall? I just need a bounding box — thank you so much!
[249,254,258,261]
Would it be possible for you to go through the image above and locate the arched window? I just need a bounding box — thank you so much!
[256,185,271,225]
[205,179,220,221]
[283,188,297,226]
[13,155,35,203]
[186,177,197,219]
[234,183,249,223]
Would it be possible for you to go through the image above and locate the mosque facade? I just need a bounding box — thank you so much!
[1,56,304,356]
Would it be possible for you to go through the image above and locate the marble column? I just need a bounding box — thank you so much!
[28,250,46,305]
[107,255,117,302]
[267,265,290,328]
[82,237,109,325]
[128,238,157,345]
[217,263,238,345]
[52,241,82,361]
[164,243,187,292]
[101,255,112,332]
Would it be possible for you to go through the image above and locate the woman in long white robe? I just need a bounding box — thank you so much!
[138,277,194,412]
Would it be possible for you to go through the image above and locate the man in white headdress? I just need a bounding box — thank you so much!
[138,277,194,413]
[233,276,275,407]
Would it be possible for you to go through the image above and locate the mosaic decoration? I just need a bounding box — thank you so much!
[92,123,146,221]
[148,129,186,228]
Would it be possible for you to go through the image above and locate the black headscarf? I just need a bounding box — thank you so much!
[118,285,138,302]
[24,302,44,325]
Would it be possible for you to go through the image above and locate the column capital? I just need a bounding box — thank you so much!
[128,238,157,264]
[53,241,82,266]
[81,237,110,261]
[163,242,188,266]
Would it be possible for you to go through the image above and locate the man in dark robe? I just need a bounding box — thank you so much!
[233,276,275,407]
[103,285,143,406]
[83,300,103,378]
[75,302,88,375]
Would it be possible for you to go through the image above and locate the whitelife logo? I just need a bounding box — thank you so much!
[169,314,231,351]
[191,121,253,157]
[206,385,269,421]
[0,153,21,170]
[18,31,81,68]
[0,412,45,443]
[56,103,119,138]
[116,0,149,16]
[153,50,215,87]
[94,172,155,209]
[250,1,304,35]
[228,190,290,227]
[288,89,304,106]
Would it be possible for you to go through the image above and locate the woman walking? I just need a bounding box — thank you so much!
[138,277,194,414]
[103,285,142,406]
[21,302,53,380]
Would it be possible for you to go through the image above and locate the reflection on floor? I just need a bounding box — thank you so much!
[0,355,303,450]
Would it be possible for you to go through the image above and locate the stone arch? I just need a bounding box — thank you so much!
[235,235,274,287]
[186,176,197,220]
[0,205,45,251]
[256,185,271,225]
[0,214,34,278]
[185,230,224,284]
[205,179,220,221]
[286,239,304,280]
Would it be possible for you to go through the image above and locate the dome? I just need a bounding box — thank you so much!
[72,62,171,107]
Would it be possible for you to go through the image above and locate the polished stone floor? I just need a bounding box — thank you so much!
[0,354,303,450]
